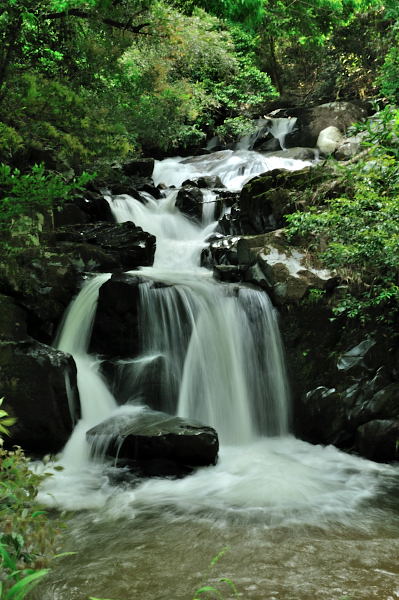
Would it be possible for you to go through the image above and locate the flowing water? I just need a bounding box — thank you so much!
[35,145,399,600]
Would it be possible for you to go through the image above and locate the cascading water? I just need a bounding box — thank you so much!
[35,146,399,600]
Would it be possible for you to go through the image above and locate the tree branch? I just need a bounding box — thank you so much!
[43,9,151,34]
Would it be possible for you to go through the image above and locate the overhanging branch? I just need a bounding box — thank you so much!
[43,9,150,34]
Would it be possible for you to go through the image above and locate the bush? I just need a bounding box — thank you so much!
[286,106,399,322]
[0,163,94,248]
[0,398,59,599]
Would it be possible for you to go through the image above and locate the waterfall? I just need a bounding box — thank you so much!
[54,273,117,467]
[237,117,298,151]
[54,148,313,455]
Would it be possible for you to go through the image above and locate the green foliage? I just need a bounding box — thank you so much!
[192,547,239,600]
[0,398,16,437]
[0,163,93,249]
[215,116,256,144]
[286,106,399,322]
[0,404,59,599]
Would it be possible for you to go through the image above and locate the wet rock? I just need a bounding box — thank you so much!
[201,235,240,268]
[122,158,155,178]
[276,101,367,148]
[335,134,365,160]
[337,338,376,374]
[238,166,327,235]
[176,187,204,221]
[74,191,114,222]
[0,295,28,341]
[237,230,338,304]
[0,340,79,453]
[216,203,241,236]
[349,382,399,428]
[262,147,317,161]
[53,203,89,227]
[53,221,156,270]
[298,386,353,447]
[213,265,248,283]
[0,249,80,342]
[355,419,399,462]
[86,409,219,473]
[196,175,224,189]
[89,273,145,359]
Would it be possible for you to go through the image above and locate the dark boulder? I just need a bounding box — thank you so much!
[196,175,224,189]
[89,273,145,359]
[0,249,80,343]
[355,419,399,463]
[201,235,239,269]
[299,386,353,447]
[349,382,399,428]
[239,166,326,235]
[175,187,204,221]
[122,158,155,178]
[0,340,79,454]
[52,221,156,270]
[0,295,28,341]
[273,102,367,149]
[73,191,114,223]
[216,203,241,236]
[86,409,219,476]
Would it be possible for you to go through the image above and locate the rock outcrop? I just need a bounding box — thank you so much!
[0,340,79,453]
[86,408,219,477]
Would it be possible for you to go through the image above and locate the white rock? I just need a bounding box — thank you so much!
[316,126,344,155]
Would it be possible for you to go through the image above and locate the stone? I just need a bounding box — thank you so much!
[74,191,114,222]
[86,409,219,473]
[237,230,338,304]
[52,221,156,270]
[0,340,79,454]
[262,147,318,161]
[0,249,80,342]
[0,294,28,341]
[316,126,344,155]
[175,187,204,221]
[195,175,224,189]
[298,386,352,447]
[335,134,365,160]
[272,102,367,148]
[122,158,155,178]
[349,382,399,427]
[238,165,327,235]
[201,235,240,269]
[355,419,399,462]
[89,273,145,359]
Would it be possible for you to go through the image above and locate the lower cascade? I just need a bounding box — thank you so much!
[36,148,399,600]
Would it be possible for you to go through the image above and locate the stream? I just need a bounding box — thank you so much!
[34,127,399,600]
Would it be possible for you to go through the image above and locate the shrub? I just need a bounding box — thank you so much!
[286,106,399,322]
[0,398,58,599]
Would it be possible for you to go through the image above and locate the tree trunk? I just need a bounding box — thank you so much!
[268,36,283,95]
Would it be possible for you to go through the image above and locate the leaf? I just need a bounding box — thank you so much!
[193,585,224,599]
[5,569,49,600]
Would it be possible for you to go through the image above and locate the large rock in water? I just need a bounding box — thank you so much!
[175,186,204,221]
[0,248,80,343]
[0,340,79,453]
[238,165,328,235]
[52,221,156,270]
[90,273,149,359]
[86,409,219,477]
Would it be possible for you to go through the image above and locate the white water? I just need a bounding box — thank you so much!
[39,148,397,535]
[237,117,298,151]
